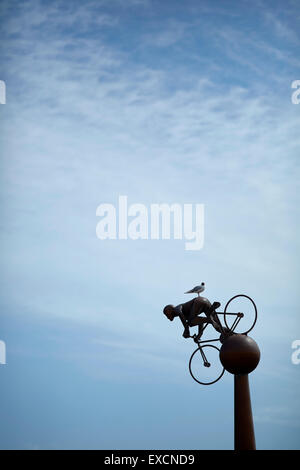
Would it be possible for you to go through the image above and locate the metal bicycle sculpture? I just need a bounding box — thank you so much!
[163,286,257,386]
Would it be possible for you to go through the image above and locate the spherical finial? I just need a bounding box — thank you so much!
[219,334,260,375]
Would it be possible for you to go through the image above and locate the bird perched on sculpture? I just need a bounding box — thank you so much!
[185,282,205,296]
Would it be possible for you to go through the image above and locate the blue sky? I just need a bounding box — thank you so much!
[0,0,300,449]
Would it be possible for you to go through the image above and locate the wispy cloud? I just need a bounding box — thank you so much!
[263,9,299,43]
[142,19,187,47]
[1,0,299,340]
[1,0,299,450]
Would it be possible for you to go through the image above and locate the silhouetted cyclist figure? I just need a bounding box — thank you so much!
[163,296,224,339]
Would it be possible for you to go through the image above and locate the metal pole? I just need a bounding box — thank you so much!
[219,334,260,450]
[234,374,256,450]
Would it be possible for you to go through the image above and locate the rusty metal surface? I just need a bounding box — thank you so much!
[219,334,260,375]
[163,289,261,450]
[220,334,260,451]
[234,374,256,450]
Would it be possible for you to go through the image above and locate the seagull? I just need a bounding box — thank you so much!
[185,282,205,296]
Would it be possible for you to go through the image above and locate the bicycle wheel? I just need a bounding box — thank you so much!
[224,294,257,335]
[189,344,225,385]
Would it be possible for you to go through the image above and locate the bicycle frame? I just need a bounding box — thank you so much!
[187,294,257,385]
[189,311,242,379]
[192,311,243,347]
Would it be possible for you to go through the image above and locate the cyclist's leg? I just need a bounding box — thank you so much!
[210,314,222,332]
[204,302,224,333]
[190,317,211,340]
[208,311,230,336]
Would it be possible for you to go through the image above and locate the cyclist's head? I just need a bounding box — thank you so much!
[163,304,175,321]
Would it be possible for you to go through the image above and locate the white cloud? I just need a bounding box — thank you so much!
[142,20,187,47]
[263,10,299,43]
[1,0,299,350]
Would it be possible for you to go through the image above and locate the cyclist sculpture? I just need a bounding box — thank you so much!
[163,296,225,340]
[163,283,257,385]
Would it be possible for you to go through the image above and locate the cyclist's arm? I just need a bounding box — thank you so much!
[174,305,188,328]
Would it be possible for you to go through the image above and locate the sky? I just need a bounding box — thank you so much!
[0,0,300,450]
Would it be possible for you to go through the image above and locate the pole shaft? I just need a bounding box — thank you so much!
[234,374,256,450]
